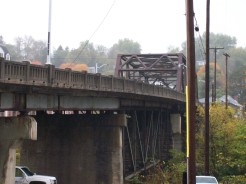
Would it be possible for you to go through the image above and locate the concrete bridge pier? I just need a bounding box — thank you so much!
[21,113,127,184]
[0,116,37,184]
[171,114,184,152]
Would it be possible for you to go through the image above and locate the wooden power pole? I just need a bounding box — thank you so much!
[185,0,196,183]
[205,0,210,176]
[223,53,230,109]
[209,47,224,102]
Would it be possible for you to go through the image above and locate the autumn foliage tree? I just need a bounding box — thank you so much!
[196,63,226,99]
[196,104,246,183]
[59,63,88,72]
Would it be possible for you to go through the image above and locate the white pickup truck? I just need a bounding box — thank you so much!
[15,166,57,184]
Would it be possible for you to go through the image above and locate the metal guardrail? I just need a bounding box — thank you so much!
[0,59,185,102]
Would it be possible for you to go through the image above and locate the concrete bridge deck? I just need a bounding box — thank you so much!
[0,58,185,111]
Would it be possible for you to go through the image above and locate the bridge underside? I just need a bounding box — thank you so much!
[0,90,185,113]
[16,109,185,184]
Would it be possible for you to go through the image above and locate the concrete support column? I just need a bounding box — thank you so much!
[0,117,37,184]
[170,114,182,151]
[21,114,126,184]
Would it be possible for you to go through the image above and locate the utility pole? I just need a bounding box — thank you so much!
[209,47,224,102]
[223,53,230,109]
[205,0,210,176]
[46,0,52,65]
[185,0,196,183]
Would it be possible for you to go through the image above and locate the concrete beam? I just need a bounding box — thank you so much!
[0,116,37,184]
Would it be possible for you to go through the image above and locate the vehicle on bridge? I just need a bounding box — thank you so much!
[15,166,57,184]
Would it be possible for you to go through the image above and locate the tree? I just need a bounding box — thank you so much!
[59,63,88,72]
[0,35,4,44]
[181,33,245,103]
[52,41,109,74]
[181,33,237,61]
[5,36,47,63]
[107,38,141,74]
[52,45,70,67]
[21,36,36,60]
[31,40,47,64]
[61,41,102,66]
[5,43,21,61]
[167,45,181,53]
[196,104,246,182]
[225,47,246,105]
[108,38,141,58]
[3,35,142,75]
[196,62,226,99]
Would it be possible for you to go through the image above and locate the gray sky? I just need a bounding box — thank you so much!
[1,0,246,53]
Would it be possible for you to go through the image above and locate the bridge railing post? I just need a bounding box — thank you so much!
[96,73,101,90]
[123,79,126,92]
[84,72,88,89]
[47,64,55,85]
[134,80,137,94]
[110,75,114,91]
[22,61,30,82]
[65,68,72,86]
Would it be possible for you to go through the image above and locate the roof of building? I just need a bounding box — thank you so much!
[198,95,243,108]
[219,95,243,107]
[0,44,10,54]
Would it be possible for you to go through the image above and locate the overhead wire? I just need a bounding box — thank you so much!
[194,15,205,61]
[73,0,117,62]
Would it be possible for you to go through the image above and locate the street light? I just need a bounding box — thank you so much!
[46,0,52,65]
[95,63,108,73]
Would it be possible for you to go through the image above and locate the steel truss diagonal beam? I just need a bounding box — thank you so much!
[124,110,173,178]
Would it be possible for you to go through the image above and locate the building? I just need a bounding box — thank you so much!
[0,44,10,60]
[199,95,243,109]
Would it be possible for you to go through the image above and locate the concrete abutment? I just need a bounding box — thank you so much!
[0,116,37,184]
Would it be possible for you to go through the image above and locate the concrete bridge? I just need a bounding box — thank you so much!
[0,54,187,184]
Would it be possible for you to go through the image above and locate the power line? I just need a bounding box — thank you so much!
[73,0,116,62]
[195,31,205,61]
[194,15,206,61]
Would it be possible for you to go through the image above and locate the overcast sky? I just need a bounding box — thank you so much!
[1,0,245,53]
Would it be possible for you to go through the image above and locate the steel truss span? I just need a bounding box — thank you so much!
[115,53,187,93]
